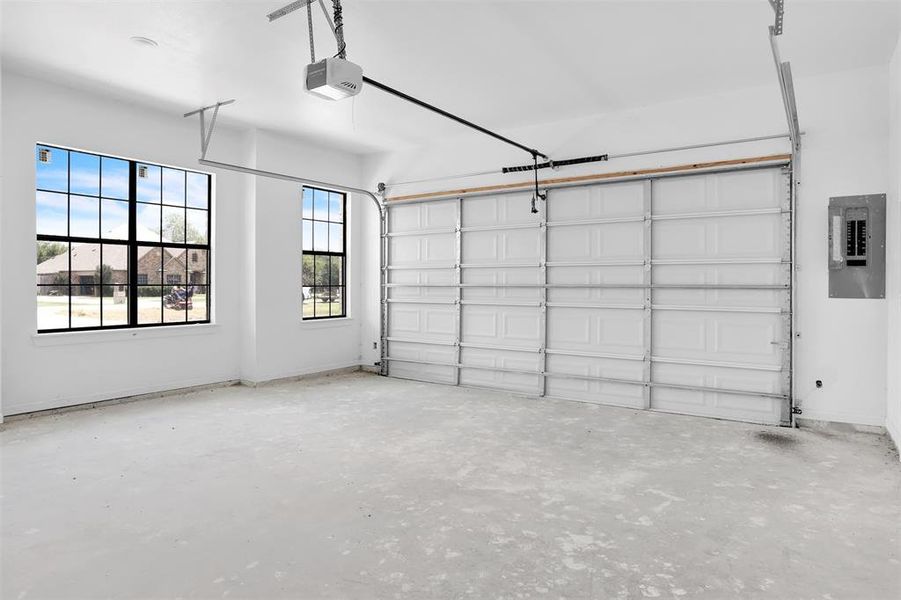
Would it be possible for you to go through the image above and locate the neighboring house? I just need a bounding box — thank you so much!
[37,225,206,295]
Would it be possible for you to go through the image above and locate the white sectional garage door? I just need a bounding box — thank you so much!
[384,165,792,425]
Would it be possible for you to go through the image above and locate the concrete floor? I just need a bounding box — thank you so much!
[2,372,899,599]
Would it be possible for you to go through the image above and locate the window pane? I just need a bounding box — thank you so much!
[71,286,101,329]
[313,255,330,288]
[186,172,208,208]
[101,199,129,239]
[138,245,162,285]
[188,249,208,285]
[36,241,69,286]
[302,254,314,286]
[329,192,343,222]
[37,285,70,331]
[69,152,100,196]
[331,287,344,317]
[186,209,208,244]
[136,204,161,241]
[314,288,330,318]
[101,244,128,326]
[162,206,186,243]
[137,287,163,324]
[36,146,68,192]
[313,221,328,252]
[70,195,99,238]
[302,188,313,219]
[102,284,129,326]
[36,191,68,236]
[164,282,188,323]
[137,164,162,203]
[69,243,100,285]
[328,223,343,253]
[101,157,129,200]
[313,188,328,221]
[187,285,208,322]
[329,256,343,286]
[162,247,186,286]
[302,220,313,251]
[100,244,128,286]
[302,285,315,318]
[162,168,186,206]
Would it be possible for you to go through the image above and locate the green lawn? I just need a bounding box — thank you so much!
[302,299,343,318]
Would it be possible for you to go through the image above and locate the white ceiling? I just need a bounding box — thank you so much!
[2,0,899,154]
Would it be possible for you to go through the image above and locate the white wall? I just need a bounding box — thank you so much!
[887,32,901,449]
[0,70,368,416]
[363,65,892,428]
[239,129,368,383]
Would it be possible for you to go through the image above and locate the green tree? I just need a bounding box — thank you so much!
[95,263,114,297]
[162,213,202,243]
[36,241,67,264]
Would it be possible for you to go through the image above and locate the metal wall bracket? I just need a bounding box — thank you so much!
[183,99,236,160]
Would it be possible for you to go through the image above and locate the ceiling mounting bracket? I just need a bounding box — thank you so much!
[768,0,784,35]
[183,99,236,160]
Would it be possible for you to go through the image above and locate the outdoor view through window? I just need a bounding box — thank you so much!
[35,145,212,331]
[302,186,346,319]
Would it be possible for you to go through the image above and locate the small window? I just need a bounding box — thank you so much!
[301,187,345,319]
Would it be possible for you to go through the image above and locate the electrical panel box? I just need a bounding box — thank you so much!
[828,194,885,299]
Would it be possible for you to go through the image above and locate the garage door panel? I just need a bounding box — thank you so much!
[388,304,456,342]
[547,354,643,380]
[548,308,644,355]
[463,229,539,264]
[652,386,782,424]
[545,355,643,408]
[653,311,783,366]
[653,169,785,214]
[388,342,456,384]
[653,362,782,395]
[653,214,781,259]
[548,222,644,262]
[390,200,456,232]
[546,377,644,408]
[460,348,539,393]
[653,288,785,309]
[390,269,456,300]
[548,287,645,305]
[389,233,456,267]
[463,305,540,348]
[548,181,645,220]
[547,265,644,304]
[654,263,788,286]
[464,268,541,301]
[462,192,536,227]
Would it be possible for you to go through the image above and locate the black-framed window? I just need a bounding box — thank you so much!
[35,144,211,332]
[302,186,345,319]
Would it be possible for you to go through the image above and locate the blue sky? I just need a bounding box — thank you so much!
[36,146,209,242]
[301,187,343,252]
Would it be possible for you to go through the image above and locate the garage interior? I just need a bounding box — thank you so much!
[1,1,900,598]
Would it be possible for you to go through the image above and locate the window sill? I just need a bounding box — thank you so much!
[299,317,354,329]
[32,323,220,347]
